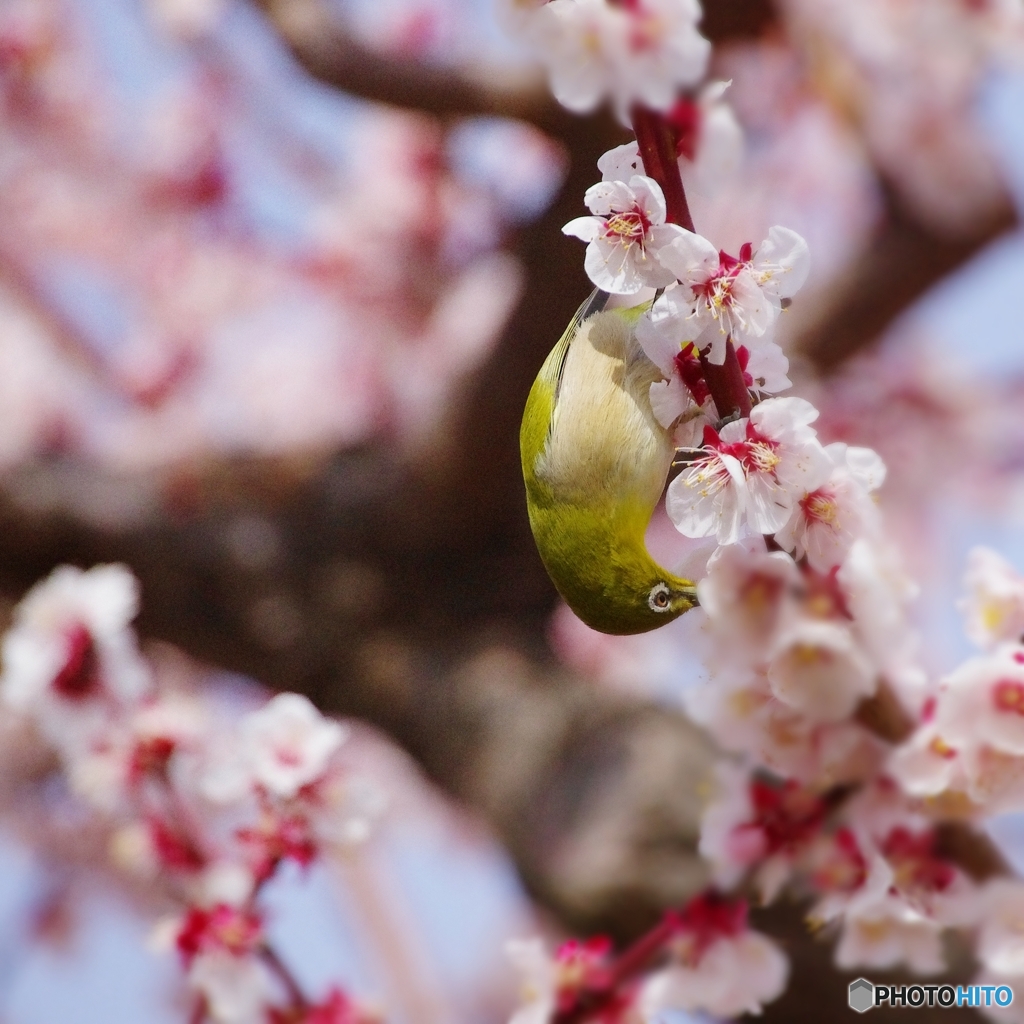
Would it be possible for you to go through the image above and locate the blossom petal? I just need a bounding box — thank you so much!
[597,141,644,182]
[755,225,811,299]
[582,179,636,216]
[561,216,603,242]
[626,174,668,224]
[635,287,700,374]
[656,228,720,283]
[649,376,691,429]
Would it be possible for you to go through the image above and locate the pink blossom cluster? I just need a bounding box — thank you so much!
[500,0,709,118]
[507,892,786,1023]
[0,0,529,474]
[503,0,1024,1019]
[776,0,1022,235]
[0,564,384,1024]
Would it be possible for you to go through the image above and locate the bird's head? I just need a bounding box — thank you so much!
[530,501,699,635]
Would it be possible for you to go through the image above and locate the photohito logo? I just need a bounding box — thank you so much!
[847,979,1015,1012]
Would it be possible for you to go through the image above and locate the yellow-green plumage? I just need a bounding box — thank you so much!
[521,292,698,635]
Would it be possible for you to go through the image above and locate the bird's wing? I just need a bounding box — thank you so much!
[541,288,610,411]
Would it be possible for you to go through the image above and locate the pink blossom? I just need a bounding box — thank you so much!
[667,397,832,543]
[165,902,273,1023]
[640,893,788,1019]
[636,303,790,432]
[977,881,1024,978]
[699,763,827,900]
[505,935,619,1024]
[896,646,1024,815]
[0,564,150,750]
[684,667,883,784]
[239,693,348,800]
[960,547,1024,651]
[696,543,802,664]
[268,989,382,1024]
[535,0,709,117]
[655,226,810,363]
[834,896,945,975]
[774,443,886,573]
[766,617,876,723]
[598,83,743,207]
[562,175,684,294]
[937,644,1024,759]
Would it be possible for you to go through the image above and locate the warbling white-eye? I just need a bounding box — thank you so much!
[521,290,698,635]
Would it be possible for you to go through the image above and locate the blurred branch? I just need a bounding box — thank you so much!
[255,0,563,129]
[0,453,714,939]
[793,192,1018,373]
[253,0,778,136]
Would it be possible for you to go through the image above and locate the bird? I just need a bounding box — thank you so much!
[520,289,699,635]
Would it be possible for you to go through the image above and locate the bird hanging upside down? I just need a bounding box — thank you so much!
[520,290,698,635]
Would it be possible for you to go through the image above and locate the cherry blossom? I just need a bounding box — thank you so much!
[535,0,709,117]
[0,564,150,750]
[977,880,1024,978]
[887,712,969,808]
[774,443,887,574]
[639,893,787,1019]
[684,666,883,784]
[667,397,832,543]
[654,226,810,363]
[203,693,348,804]
[699,763,827,899]
[837,539,925,700]
[834,895,946,975]
[267,989,382,1024]
[960,547,1024,651]
[696,543,801,663]
[562,175,684,294]
[169,903,273,1024]
[596,83,743,205]
[766,617,876,723]
[505,935,620,1024]
[636,307,791,433]
[886,645,1024,815]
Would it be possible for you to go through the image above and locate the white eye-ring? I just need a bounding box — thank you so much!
[648,582,671,612]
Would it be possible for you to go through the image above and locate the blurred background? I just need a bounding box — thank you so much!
[0,0,1022,1020]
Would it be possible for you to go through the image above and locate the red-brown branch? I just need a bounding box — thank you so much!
[631,105,750,421]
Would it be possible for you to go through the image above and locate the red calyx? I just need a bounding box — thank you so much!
[52,623,100,700]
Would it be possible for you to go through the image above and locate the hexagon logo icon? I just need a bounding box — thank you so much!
[849,978,874,1013]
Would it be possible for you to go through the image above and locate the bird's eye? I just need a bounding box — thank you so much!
[648,583,671,612]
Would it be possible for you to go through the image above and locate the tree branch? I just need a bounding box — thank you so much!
[793,193,1017,373]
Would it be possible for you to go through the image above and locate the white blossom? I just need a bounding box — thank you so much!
[189,951,273,1024]
[667,397,832,543]
[0,565,150,751]
[239,693,348,800]
[834,895,946,975]
[598,82,743,203]
[656,226,810,363]
[697,543,801,664]
[960,547,1024,651]
[684,667,882,785]
[774,443,886,573]
[766,617,877,723]
[535,0,709,117]
[977,880,1024,977]
[562,175,684,294]
[640,899,787,1020]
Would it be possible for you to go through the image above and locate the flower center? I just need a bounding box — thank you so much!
[603,205,652,249]
[994,679,1024,716]
[52,623,100,700]
[801,489,838,525]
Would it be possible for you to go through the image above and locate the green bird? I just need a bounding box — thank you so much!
[521,290,699,635]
